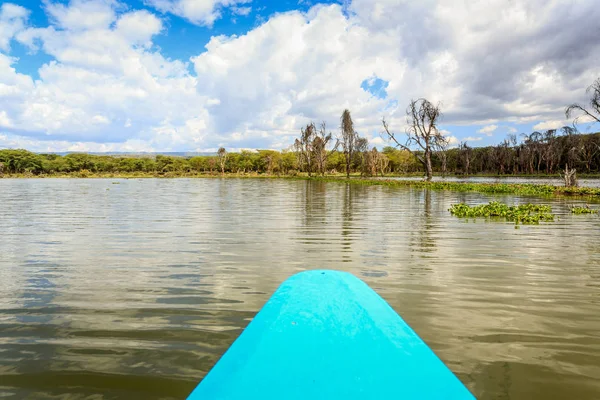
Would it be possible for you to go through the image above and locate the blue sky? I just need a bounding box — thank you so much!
[0,0,599,152]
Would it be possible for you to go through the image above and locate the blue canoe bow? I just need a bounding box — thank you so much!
[188,270,474,399]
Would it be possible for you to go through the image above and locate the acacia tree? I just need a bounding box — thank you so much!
[217,147,227,174]
[566,78,600,127]
[340,109,357,178]
[382,98,445,181]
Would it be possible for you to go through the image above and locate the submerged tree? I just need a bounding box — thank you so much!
[340,109,358,178]
[383,98,445,181]
[566,77,600,127]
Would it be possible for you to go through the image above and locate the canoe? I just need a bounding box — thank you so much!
[187,270,474,399]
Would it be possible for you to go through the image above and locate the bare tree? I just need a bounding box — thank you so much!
[578,134,600,172]
[382,98,445,181]
[459,141,473,175]
[434,136,451,177]
[217,147,227,175]
[355,136,369,177]
[377,153,389,176]
[561,165,578,187]
[294,123,316,176]
[313,122,339,176]
[340,109,357,178]
[541,129,558,174]
[566,77,600,127]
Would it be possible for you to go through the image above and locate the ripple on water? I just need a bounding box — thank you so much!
[0,178,599,399]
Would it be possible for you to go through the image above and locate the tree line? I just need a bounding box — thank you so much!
[0,78,598,178]
[1,130,599,177]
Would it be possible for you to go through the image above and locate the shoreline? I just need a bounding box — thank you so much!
[2,172,600,198]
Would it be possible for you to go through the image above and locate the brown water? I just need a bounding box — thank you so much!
[1,178,599,400]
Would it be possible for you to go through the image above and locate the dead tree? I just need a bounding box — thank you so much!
[459,141,473,175]
[294,123,317,176]
[364,147,379,177]
[355,137,369,177]
[313,122,339,176]
[217,147,227,174]
[561,165,578,187]
[566,77,600,127]
[382,98,445,181]
[378,153,389,177]
[434,136,450,177]
[340,109,357,178]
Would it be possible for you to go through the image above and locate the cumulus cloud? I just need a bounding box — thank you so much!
[0,3,29,51]
[477,124,497,136]
[2,0,210,149]
[45,0,118,31]
[115,10,164,47]
[464,136,483,142]
[146,0,251,26]
[1,0,600,152]
[533,115,597,132]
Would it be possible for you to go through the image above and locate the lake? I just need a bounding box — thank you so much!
[1,178,599,399]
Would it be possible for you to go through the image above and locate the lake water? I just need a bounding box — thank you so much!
[1,178,599,399]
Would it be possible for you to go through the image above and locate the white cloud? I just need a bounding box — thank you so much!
[115,10,163,47]
[45,0,117,31]
[146,0,251,26]
[1,0,600,152]
[446,135,459,145]
[532,120,565,131]
[464,136,483,142]
[477,124,497,136]
[231,6,251,16]
[0,110,13,127]
[533,115,597,131]
[0,3,29,51]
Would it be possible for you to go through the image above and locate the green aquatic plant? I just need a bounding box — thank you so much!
[292,177,600,198]
[570,206,598,214]
[449,201,554,225]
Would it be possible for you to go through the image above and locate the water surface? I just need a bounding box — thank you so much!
[1,178,599,399]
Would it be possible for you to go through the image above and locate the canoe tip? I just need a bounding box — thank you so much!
[286,269,358,282]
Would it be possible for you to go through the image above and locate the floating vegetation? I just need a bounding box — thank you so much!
[449,201,554,225]
[295,177,600,198]
[570,206,598,214]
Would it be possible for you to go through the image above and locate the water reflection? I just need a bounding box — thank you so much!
[0,178,599,399]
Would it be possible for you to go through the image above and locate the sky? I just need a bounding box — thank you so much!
[0,0,599,153]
